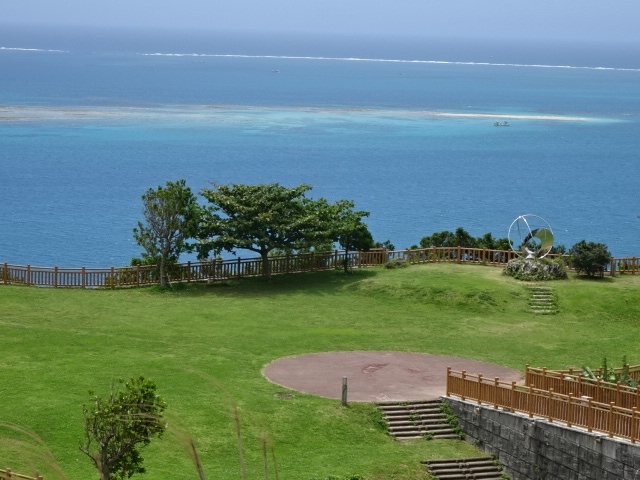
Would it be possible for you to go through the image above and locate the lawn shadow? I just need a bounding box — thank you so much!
[155,268,380,298]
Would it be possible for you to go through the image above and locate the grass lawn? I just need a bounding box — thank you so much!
[1,263,639,479]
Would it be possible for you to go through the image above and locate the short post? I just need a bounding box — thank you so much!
[461,370,466,401]
[477,374,483,405]
[82,266,86,288]
[341,376,348,406]
[445,367,451,397]
[632,407,638,444]
[54,266,58,288]
[494,377,499,409]
[609,402,615,438]
[567,393,574,427]
[548,388,554,422]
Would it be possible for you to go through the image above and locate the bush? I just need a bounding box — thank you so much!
[503,258,567,281]
[385,258,409,269]
[568,240,611,277]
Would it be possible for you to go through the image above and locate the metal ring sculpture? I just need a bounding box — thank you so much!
[508,214,554,259]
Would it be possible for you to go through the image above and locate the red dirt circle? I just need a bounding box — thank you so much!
[263,351,523,402]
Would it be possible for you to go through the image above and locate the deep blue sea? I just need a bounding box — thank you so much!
[1,27,639,267]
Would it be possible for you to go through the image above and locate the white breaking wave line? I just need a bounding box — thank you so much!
[0,46,68,53]
[140,52,640,72]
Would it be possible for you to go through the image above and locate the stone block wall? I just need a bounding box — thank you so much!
[443,397,640,480]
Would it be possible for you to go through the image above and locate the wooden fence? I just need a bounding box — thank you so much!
[0,468,43,480]
[1,248,637,288]
[446,368,640,443]
[526,365,640,410]
[543,364,640,382]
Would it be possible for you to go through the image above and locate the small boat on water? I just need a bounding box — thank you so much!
[493,121,510,126]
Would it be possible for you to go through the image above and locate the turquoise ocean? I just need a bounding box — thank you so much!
[1,27,639,267]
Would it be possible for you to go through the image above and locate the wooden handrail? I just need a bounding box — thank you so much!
[447,368,640,443]
[0,467,43,480]
[1,250,638,288]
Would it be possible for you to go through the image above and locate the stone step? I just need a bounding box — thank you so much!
[527,285,557,314]
[423,456,506,479]
[377,400,461,440]
[384,409,445,416]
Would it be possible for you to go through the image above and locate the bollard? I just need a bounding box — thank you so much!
[342,376,348,406]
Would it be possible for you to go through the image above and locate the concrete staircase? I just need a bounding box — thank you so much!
[528,285,557,315]
[377,400,460,440]
[422,456,506,480]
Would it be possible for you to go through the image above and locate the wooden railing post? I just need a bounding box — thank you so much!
[461,371,466,401]
[478,374,483,405]
[54,266,58,288]
[237,257,242,278]
[632,407,638,444]
[510,381,516,411]
[587,398,593,432]
[110,266,115,289]
[494,377,499,409]
[26,264,31,286]
[2,262,7,284]
[548,388,554,422]
[528,384,534,418]
[81,266,86,288]
[446,367,451,397]
[567,393,573,427]
[609,402,615,438]
[136,265,141,287]
[187,261,191,282]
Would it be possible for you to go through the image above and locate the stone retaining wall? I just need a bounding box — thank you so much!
[443,397,640,480]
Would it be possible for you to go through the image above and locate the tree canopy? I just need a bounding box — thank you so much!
[198,183,371,278]
[419,227,509,250]
[569,240,612,277]
[133,179,200,287]
[330,199,374,273]
[80,376,167,480]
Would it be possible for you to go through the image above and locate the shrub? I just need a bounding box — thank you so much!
[385,258,409,269]
[503,258,567,281]
[568,240,611,277]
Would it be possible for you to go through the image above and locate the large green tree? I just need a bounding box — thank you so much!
[330,199,374,273]
[198,183,372,279]
[198,183,333,279]
[133,180,200,287]
[80,376,167,480]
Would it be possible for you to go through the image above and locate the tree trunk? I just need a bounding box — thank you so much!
[261,250,271,280]
[343,248,350,274]
[99,449,110,480]
[159,256,167,287]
